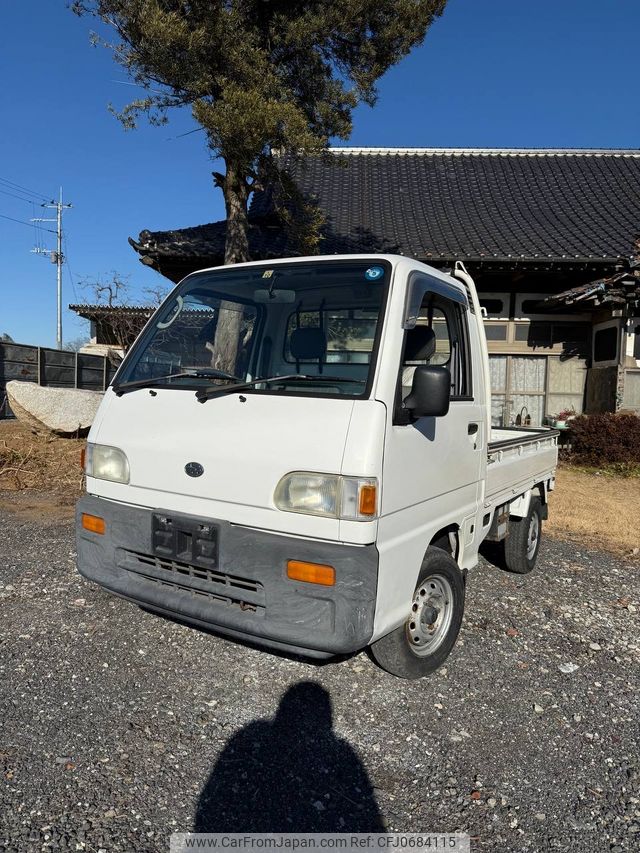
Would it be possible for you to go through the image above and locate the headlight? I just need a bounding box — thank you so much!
[85,443,130,484]
[274,472,377,520]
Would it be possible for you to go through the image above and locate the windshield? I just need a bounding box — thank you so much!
[115,260,390,399]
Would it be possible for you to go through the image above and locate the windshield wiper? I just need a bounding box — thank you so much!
[113,368,241,396]
[196,374,365,403]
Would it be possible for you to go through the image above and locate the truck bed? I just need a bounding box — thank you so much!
[486,426,559,506]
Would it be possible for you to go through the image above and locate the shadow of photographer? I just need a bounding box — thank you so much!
[195,681,385,832]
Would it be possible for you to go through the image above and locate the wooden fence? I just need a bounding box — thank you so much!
[0,342,116,419]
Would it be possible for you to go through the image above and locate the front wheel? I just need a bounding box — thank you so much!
[369,548,465,679]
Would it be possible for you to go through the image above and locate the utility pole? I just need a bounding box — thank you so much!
[31,187,72,350]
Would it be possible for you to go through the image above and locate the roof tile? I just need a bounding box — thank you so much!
[133,148,640,271]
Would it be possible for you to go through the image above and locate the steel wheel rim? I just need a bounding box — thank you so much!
[526,512,540,560]
[407,574,454,657]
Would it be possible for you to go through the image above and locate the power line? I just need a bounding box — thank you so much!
[165,126,206,142]
[0,176,50,203]
[0,178,47,199]
[111,78,168,96]
[0,212,56,234]
[0,187,43,205]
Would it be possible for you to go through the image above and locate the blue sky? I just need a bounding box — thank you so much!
[1,0,639,348]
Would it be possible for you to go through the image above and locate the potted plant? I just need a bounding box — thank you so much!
[552,407,577,429]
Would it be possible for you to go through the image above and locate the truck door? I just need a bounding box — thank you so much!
[376,280,485,633]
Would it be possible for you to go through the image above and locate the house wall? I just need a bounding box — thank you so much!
[587,317,640,414]
[478,297,640,421]
[622,370,640,410]
[473,290,636,420]
[470,266,636,425]
[475,282,589,426]
[622,323,640,412]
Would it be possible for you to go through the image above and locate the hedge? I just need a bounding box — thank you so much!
[567,413,640,467]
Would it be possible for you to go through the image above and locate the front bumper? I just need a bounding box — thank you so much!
[76,495,378,658]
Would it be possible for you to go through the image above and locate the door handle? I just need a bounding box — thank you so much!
[468,422,480,450]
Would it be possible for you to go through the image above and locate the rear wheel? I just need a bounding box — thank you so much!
[369,548,465,679]
[503,497,542,574]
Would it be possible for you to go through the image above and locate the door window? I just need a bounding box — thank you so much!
[429,308,452,366]
[399,294,471,404]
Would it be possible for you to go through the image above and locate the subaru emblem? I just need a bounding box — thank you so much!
[185,462,204,478]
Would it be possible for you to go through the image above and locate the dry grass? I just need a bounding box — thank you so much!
[547,466,640,558]
[0,419,84,500]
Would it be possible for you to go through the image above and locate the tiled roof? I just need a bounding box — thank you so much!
[129,221,288,270]
[69,304,154,318]
[131,148,640,277]
[546,257,640,306]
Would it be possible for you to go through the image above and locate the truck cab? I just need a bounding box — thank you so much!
[77,255,558,678]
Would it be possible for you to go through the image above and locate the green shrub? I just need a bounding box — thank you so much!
[567,413,640,467]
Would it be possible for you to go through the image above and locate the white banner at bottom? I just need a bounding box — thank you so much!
[170,834,470,853]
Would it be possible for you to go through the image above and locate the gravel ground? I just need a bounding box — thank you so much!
[1,496,639,853]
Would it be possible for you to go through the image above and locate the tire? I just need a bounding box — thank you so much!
[503,497,542,574]
[369,547,465,679]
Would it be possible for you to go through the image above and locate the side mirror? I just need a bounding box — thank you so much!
[404,365,451,418]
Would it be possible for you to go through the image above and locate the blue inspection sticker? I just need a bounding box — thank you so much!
[365,266,384,281]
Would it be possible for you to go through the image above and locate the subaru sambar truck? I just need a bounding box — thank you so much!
[76,255,558,678]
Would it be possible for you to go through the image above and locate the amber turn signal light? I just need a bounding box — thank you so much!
[80,447,86,470]
[81,513,106,535]
[287,559,335,586]
[358,484,377,516]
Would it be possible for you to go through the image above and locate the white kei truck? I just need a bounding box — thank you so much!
[76,255,558,679]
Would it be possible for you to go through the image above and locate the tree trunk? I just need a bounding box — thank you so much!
[223,160,250,265]
[210,160,251,375]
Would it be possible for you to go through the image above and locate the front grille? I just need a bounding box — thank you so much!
[135,571,265,616]
[130,551,262,592]
[122,550,265,616]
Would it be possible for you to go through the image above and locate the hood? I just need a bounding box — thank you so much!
[88,388,376,540]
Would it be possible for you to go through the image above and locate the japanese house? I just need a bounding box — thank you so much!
[97,148,640,425]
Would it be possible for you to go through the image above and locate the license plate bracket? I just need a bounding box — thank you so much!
[152,512,218,569]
